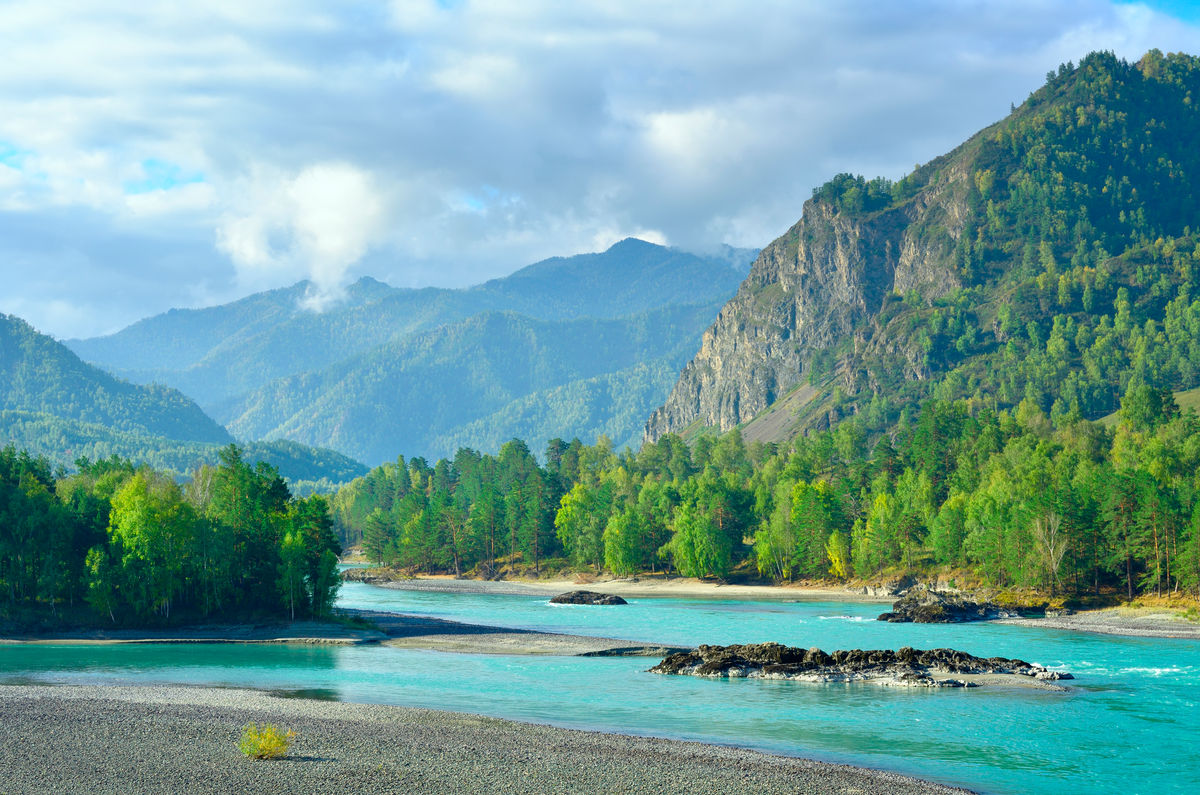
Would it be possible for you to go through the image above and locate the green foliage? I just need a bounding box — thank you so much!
[0,410,366,491]
[1,311,229,449]
[811,173,895,215]
[335,386,1200,601]
[781,52,1200,442]
[661,500,731,579]
[0,443,339,625]
[238,724,296,760]
[602,507,643,576]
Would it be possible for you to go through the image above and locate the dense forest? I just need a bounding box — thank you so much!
[334,391,1200,601]
[0,445,340,626]
[1,312,229,445]
[0,411,367,494]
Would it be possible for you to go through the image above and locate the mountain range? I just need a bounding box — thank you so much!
[65,239,755,464]
[22,49,1193,477]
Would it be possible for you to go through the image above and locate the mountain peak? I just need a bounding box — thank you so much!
[605,237,663,253]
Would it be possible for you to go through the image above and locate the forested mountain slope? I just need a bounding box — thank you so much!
[647,50,1200,443]
[0,313,366,487]
[1,313,230,444]
[224,301,727,464]
[466,240,755,319]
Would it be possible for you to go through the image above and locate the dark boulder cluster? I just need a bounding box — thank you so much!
[876,585,1035,623]
[550,590,628,606]
[649,642,1072,687]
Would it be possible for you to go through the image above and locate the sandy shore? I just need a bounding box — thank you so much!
[0,684,972,795]
[371,573,896,603]
[997,605,1200,639]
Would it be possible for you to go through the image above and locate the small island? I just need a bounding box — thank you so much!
[550,590,628,605]
[876,585,1046,623]
[650,642,1073,689]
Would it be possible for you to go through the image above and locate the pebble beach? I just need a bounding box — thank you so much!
[0,684,972,794]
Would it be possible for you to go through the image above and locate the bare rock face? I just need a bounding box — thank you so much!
[550,590,628,606]
[644,163,971,443]
[649,642,1073,687]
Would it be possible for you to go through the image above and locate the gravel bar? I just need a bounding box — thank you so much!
[0,684,973,794]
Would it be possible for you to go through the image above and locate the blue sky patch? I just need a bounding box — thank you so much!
[123,159,205,194]
[1121,0,1200,21]
[0,142,30,168]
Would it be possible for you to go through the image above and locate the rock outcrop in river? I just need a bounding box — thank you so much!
[550,590,628,605]
[876,585,1052,623]
[878,586,1011,623]
[650,642,1072,687]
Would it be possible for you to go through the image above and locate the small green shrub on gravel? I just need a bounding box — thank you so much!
[238,723,296,759]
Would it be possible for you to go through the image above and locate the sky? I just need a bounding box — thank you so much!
[3,1,1200,339]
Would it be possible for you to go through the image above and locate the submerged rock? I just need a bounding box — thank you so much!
[550,590,628,606]
[650,642,1072,687]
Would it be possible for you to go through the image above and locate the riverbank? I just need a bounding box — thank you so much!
[362,572,897,602]
[0,684,972,795]
[361,573,1200,638]
[0,608,687,656]
[997,605,1200,639]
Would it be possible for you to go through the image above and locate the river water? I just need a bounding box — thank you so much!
[2,581,1197,795]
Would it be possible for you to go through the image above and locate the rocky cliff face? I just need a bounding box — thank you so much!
[644,158,973,442]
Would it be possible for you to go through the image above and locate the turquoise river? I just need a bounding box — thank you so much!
[2,580,1198,795]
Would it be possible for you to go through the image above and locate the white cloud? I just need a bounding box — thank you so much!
[389,0,443,34]
[1,1,1200,336]
[216,162,387,307]
[430,53,525,103]
[124,182,216,217]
